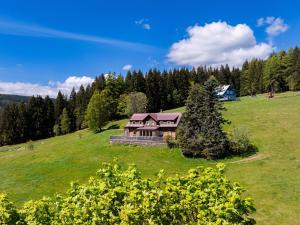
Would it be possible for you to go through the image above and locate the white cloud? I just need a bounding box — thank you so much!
[142,23,151,30]
[256,17,288,42]
[135,19,151,30]
[0,19,156,52]
[257,18,265,27]
[167,21,273,68]
[0,76,94,97]
[122,64,132,71]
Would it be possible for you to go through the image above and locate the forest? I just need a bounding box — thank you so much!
[0,47,300,146]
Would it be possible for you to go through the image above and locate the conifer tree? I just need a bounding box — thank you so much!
[68,88,77,131]
[125,71,133,92]
[146,69,161,112]
[44,96,55,136]
[177,78,229,159]
[55,91,66,124]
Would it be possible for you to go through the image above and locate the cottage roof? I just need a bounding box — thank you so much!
[126,112,182,128]
[130,112,181,122]
[216,85,230,96]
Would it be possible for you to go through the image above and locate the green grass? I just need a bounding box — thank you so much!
[1,92,300,224]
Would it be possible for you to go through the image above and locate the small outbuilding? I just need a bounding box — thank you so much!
[216,85,237,101]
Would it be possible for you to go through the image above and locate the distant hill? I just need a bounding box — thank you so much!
[0,94,30,108]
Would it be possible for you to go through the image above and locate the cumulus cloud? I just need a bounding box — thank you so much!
[167,21,273,68]
[0,76,94,97]
[257,17,288,42]
[135,19,151,30]
[122,64,133,71]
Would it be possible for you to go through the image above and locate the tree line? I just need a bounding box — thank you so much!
[1,46,300,146]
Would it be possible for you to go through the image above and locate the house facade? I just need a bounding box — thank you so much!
[216,85,237,101]
[124,112,182,140]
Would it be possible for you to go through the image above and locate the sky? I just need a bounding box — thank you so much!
[0,0,299,97]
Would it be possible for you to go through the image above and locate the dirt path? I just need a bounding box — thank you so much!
[228,153,269,164]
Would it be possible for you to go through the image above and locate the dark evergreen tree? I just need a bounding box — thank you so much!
[75,85,88,129]
[68,88,77,132]
[125,71,134,92]
[92,74,106,92]
[0,104,20,145]
[28,96,48,140]
[44,96,55,136]
[177,79,229,159]
[55,91,66,124]
[230,68,241,96]
[145,69,161,112]
[16,103,29,143]
[160,71,169,110]
[132,70,146,93]
[166,70,176,109]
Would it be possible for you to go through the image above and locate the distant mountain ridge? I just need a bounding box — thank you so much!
[0,94,30,108]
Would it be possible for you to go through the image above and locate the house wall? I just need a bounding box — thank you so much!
[221,89,236,101]
[125,127,177,139]
[160,127,177,139]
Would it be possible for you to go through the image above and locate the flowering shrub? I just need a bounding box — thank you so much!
[0,163,255,224]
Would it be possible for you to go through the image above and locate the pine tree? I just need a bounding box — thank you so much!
[44,96,55,136]
[132,70,146,92]
[68,88,77,131]
[177,79,229,159]
[75,85,88,129]
[0,104,19,145]
[28,96,48,140]
[166,70,175,109]
[125,71,134,92]
[146,69,162,112]
[55,91,66,124]
[92,74,106,92]
[16,103,29,142]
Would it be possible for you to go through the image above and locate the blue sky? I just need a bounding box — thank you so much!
[0,0,299,96]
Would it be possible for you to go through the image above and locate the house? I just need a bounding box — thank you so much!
[216,85,237,101]
[124,112,182,139]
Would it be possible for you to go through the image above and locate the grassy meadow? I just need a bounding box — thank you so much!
[0,92,300,224]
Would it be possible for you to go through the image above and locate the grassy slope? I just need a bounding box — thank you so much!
[0,92,300,224]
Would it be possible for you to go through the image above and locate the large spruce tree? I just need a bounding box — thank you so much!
[177,78,229,159]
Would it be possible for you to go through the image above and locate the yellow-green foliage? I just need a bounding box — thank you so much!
[0,163,255,225]
[0,193,19,224]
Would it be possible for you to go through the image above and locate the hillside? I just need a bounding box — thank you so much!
[0,94,30,108]
[0,92,300,224]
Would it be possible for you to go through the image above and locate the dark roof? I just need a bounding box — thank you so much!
[130,112,181,122]
[126,112,182,128]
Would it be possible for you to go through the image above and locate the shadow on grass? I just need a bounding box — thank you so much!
[224,144,259,160]
[106,124,120,130]
[180,144,259,161]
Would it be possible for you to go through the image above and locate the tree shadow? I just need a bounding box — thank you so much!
[225,144,259,160]
[106,124,120,130]
[180,144,259,160]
